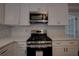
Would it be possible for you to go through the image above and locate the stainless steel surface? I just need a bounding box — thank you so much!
[30,11,48,23]
[30,11,48,14]
[27,41,52,44]
[30,20,48,23]
[27,44,52,48]
[31,29,47,34]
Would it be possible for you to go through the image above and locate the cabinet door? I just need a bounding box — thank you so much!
[0,4,4,24]
[16,41,26,56]
[53,46,65,56]
[64,46,78,56]
[29,4,48,12]
[7,42,16,56]
[48,3,68,25]
[29,4,40,12]
[5,4,20,25]
[54,3,68,25]
[48,4,56,25]
[19,4,30,25]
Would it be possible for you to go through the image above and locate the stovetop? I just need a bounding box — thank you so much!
[27,33,52,48]
[27,34,52,41]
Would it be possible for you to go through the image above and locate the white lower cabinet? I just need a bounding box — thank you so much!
[53,40,78,56]
[16,40,78,56]
[64,46,78,56]
[16,41,26,56]
[53,46,65,56]
[53,46,78,56]
[17,47,26,56]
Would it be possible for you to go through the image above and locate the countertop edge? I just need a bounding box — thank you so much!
[0,41,16,50]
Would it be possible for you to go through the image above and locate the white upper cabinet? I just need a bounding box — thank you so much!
[48,3,68,25]
[4,3,68,26]
[19,3,48,25]
[0,4,5,24]
[29,4,48,12]
[4,4,20,25]
[19,4,30,25]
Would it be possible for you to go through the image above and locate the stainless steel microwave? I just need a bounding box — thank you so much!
[30,12,48,24]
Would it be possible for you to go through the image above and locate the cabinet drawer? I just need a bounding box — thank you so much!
[18,44,26,48]
[17,47,26,56]
[64,41,78,46]
[53,41,78,46]
[53,41,65,46]
[17,41,26,48]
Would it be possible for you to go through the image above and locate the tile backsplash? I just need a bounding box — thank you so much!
[10,24,65,40]
[0,24,65,40]
[0,25,11,38]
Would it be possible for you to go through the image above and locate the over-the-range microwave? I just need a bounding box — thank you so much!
[30,11,48,24]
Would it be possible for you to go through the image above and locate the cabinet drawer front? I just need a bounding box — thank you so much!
[64,41,78,46]
[53,41,65,46]
[18,44,26,48]
[17,41,26,48]
[53,41,78,46]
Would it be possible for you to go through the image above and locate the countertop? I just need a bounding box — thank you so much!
[0,37,27,49]
[0,36,78,49]
[48,35,79,41]
[0,38,15,49]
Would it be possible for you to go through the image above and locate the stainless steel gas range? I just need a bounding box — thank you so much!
[26,30,52,56]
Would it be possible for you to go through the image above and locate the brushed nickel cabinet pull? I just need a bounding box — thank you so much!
[64,48,65,52]
[67,48,68,52]
[56,43,60,45]
[69,42,74,44]
[65,48,68,52]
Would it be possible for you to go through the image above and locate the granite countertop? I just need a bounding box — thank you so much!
[0,38,15,49]
[0,36,78,49]
[0,37,27,49]
[48,35,79,41]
